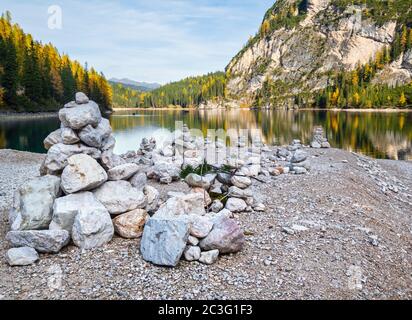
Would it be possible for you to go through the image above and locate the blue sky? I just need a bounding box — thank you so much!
[1,0,274,84]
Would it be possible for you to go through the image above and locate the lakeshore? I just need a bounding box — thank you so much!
[0,146,411,299]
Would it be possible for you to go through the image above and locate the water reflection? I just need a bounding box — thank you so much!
[0,110,411,160]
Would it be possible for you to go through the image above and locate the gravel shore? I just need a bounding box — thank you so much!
[0,148,411,300]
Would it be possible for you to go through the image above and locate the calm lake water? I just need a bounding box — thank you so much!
[0,109,411,160]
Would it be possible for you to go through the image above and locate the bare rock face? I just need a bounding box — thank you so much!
[79,118,112,148]
[61,154,107,194]
[199,216,245,254]
[9,175,61,231]
[59,100,102,130]
[112,209,149,239]
[93,181,147,215]
[6,230,70,253]
[226,0,399,104]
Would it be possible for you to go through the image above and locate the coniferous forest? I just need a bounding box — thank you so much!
[0,12,112,113]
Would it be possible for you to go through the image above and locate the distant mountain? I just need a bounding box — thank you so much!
[109,78,161,92]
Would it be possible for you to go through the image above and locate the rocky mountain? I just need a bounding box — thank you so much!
[109,78,161,92]
[226,0,412,108]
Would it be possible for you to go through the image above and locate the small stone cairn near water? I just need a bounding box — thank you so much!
[310,127,331,149]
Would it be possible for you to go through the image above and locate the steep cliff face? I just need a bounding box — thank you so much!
[226,0,412,107]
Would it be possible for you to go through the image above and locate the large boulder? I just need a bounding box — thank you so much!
[43,129,63,150]
[71,204,114,249]
[93,181,147,215]
[6,230,70,253]
[59,100,102,130]
[112,209,149,239]
[108,163,140,181]
[140,218,189,267]
[49,192,103,233]
[41,143,101,174]
[199,216,244,254]
[5,247,39,266]
[79,118,112,148]
[9,175,61,231]
[60,154,107,194]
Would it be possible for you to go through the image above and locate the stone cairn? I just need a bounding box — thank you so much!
[5,92,320,267]
[6,93,253,267]
[310,127,331,149]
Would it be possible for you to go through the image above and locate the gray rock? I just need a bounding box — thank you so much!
[161,146,174,157]
[293,167,308,174]
[144,185,160,213]
[184,246,201,261]
[185,173,215,190]
[211,200,224,213]
[49,192,103,233]
[148,162,181,183]
[216,172,232,185]
[61,127,80,145]
[291,150,308,163]
[112,209,148,239]
[75,92,89,104]
[199,249,219,265]
[9,175,61,231]
[42,143,101,174]
[321,141,331,148]
[61,154,107,194]
[72,205,114,249]
[311,141,321,149]
[101,135,116,152]
[93,181,146,215]
[6,230,70,253]
[100,150,126,171]
[108,163,140,181]
[59,101,102,130]
[154,193,206,218]
[189,215,213,238]
[64,101,77,108]
[129,172,147,191]
[5,247,39,266]
[225,198,247,212]
[199,216,244,254]
[187,235,199,246]
[230,175,252,189]
[44,129,63,150]
[140,218,189,267]
[79,118,112,148]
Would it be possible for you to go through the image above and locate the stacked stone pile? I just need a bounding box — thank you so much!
[311,127,331,149]
[6,93,159,265]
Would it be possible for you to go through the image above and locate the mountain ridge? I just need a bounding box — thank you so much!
[225,0,412,108]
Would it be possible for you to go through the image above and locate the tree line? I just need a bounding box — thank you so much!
[0,12,112,112]
[138,72,225,108]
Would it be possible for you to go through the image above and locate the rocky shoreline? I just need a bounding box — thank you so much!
[0,93,412,299]
[1,146,412,298]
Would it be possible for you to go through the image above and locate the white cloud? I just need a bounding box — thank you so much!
[1,0,272,83]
